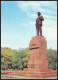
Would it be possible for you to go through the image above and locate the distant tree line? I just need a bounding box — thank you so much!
[1,47,57,70]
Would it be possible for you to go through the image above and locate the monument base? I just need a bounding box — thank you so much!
[2,69,57,78]
[8,69,57,78]
[23,68,57,78]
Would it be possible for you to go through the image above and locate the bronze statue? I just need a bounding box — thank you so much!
[36,12,44,36]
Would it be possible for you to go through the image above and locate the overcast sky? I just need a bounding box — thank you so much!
[1,1,57,50]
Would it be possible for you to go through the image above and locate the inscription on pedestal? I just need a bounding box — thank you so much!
[30,42,40,50]
[31,43,36,46]
[31,64,35,68]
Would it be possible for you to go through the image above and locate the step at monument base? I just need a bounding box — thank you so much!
[10,70,57,78]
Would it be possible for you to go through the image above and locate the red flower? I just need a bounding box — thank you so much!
[10,72,11,73]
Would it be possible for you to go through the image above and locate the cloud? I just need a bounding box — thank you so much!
[27,12,37,19]
[43,14,57,20]
[40,1,57,9]
[43,26,57,40]
[22,21,35,27]
[17,1,41,11]
[39,8,57,15]
[43,19,57,40]
[17,1,57,13]
[43,19,57,27]
[43,26,57,50]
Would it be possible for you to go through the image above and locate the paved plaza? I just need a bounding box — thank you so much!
[1,74,57,79]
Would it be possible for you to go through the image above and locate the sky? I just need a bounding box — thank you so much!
[1,1,57,50]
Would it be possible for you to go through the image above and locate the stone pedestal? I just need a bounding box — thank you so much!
[27,35,48,71]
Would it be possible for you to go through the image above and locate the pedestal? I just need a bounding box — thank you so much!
[26,36,48,71]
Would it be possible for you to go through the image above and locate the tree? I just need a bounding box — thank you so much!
[1,48,15,70]
[12,52,20,70]
[12,47,30,70]
[47,48,57,70]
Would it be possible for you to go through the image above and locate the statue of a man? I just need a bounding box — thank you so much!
[36,12,44,36]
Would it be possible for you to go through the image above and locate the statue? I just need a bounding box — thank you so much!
[36,12,44,36]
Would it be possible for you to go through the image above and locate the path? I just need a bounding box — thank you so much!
[1,74,57,79]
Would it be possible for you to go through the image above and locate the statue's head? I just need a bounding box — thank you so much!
[37,12,41,16]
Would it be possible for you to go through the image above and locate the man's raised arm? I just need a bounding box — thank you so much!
[39,16,44,21]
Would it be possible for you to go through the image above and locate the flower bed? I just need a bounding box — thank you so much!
[1,71,12,75]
